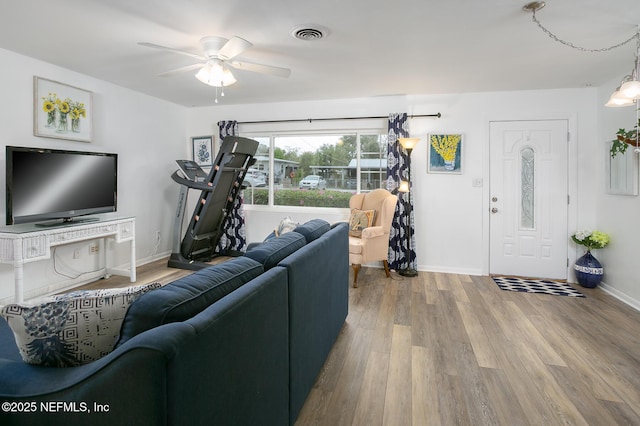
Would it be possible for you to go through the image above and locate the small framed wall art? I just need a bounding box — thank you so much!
[192,135,214,166]
[428,133,463,174]
[34,76,93,143]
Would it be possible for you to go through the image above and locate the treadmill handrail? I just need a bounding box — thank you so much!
[171,171,217,192]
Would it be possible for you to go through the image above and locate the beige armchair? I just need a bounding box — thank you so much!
[348,189,398,287]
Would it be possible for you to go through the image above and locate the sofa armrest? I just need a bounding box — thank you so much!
[167,266,290,426]
[0,322,195,426]
[279,222,349,422]
[0,321,194,399]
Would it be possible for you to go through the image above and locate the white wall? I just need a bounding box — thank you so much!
[188,88,601,277]
[596,77,640,309]
[4,46,634,308]
[0,49,187,303]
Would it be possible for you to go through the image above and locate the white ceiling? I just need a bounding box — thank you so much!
[2,0,638,107]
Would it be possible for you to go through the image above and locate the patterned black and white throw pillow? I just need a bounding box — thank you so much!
[0,282,161,367]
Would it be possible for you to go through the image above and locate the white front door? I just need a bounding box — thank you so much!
[489,120,569,279]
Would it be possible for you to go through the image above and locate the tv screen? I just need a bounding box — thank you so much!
[6,146,118,225]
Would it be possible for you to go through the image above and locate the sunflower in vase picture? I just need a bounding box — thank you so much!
[69,100,87,133]
[40,94,86,134]
[41,92,57,128]
[34,77,93,142]
[428,133,463,173]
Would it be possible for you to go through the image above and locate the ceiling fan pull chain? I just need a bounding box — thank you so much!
[214,86,219,104]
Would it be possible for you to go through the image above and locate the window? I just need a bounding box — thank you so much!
[240,132,388,208]
[521,147,535,229]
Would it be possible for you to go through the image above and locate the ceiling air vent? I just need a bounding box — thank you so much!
[291,25,328,41]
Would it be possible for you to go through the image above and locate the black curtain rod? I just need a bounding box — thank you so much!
[237,113,441,125]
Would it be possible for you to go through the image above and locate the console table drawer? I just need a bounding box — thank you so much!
[0,238,49,261]
[49,224,118,244]
[116,221,134,241]
[22,237,49,260]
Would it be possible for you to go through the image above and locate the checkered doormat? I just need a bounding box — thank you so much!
[492,276,585,297]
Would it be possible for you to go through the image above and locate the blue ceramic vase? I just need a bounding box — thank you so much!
[574,251,603,288]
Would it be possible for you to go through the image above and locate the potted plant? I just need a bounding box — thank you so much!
[571,230,610,288]
[610,113,639,158]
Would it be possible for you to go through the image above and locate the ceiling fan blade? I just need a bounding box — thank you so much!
[157,63,204,77]
[138,42,205,60]
[218,36,252,60]
[228,60,291,78]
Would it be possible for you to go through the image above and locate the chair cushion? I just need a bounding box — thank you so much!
[116,257,263,347]
[293,219,330,243]
[348,236,364,254]
[348,209,377,237]
[0,282,161,367]
[245,231,306,270]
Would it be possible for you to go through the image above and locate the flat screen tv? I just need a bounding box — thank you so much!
[6,146,118,226]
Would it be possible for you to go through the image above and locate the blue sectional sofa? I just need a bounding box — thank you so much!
[0,220,349,426]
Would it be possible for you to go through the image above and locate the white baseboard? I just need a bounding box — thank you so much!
[418,264,483,276]
[135,250,172,268]
[108,250,172,279]
[359,261,482,276]
[599,282,640,312]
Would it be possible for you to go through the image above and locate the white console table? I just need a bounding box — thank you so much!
[0,216,136,303]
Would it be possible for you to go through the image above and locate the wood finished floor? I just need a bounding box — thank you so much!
[91,260,640,425]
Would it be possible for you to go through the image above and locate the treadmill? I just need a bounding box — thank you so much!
[168,136,259,270]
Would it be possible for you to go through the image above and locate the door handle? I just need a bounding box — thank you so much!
[491,207,498,213]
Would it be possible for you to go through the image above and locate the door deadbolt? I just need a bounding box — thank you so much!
[492,197,498,202]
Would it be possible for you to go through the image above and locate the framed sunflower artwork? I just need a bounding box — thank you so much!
[34,76,93,142]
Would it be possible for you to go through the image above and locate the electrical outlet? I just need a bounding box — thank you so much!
[89,242,99,255]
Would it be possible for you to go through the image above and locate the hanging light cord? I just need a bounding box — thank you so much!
[633,99,640,154]
[529,8,639,53]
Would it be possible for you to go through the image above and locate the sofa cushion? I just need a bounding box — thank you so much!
[116,256,264,347]
[293,219,331,243]
[0,282,161,367]
[245,231,306,270]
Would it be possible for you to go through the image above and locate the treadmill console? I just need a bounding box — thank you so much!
[176,160,208,182]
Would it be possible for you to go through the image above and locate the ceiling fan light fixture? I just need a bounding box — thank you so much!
[195,62,237,87]
[140,33,290,104]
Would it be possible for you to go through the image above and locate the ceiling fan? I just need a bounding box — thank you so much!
[139,36,291,100]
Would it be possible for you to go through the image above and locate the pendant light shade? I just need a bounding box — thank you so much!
[605,87,636,107]
[195,61,237,87]
[619,79,640,99]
